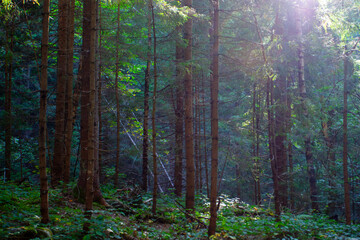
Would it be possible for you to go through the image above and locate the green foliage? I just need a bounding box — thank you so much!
[1,183,360,239]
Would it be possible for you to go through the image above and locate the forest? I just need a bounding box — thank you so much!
[1,0,360,239]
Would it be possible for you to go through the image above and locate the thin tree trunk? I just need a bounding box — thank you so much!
[39,0,50,224]
[114,4,121,188]
[194,79,199,191]
[208,0,219,236]
[53,0,68,186]
[142,1,152,192]
[184,0,195,213]
[150,0,158,215]
[64,0,75,184]
[343,54,351,225]
[174,24,184,197]
[98,1,103,183]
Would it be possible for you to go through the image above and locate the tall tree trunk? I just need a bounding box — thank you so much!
[98,0,103,183]
[39,0,50,224]
[183,0,195,213]
[64,0,75,184]
[142,0,152,192]
[343,54,351,225]
[295,6,319,212]
[174,24,184,197]
[77,0,105,210]
[53,0,68,186]
[150,0,158,215]
[114,4,121,188]
[82,0,97,231]
[208,0,219,236]
[4,19,14,182]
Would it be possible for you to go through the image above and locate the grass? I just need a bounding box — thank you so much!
[0,182,359,239]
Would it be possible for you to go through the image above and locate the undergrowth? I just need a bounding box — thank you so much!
[0,182,359,239]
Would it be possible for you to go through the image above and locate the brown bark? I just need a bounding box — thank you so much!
[77,0,105,226]
[53,0,68,186]
[142,0,152,192]
[343,54,351,225]
[174,25,184,197]
[114,4,121,188]
[82,0,97,231]
[184,0,195,213]
[39,0,50,224]
[208,0,219,236]
[64,0,75,184]
[150,0,158,215]
[98,1,103,183]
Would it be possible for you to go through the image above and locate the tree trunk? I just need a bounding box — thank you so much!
[114,4,121,188]
[174,24,184,197]
[97,1,103,183]
[64,0,75,184]
[150,0,158,215]
[194,79,200,191]
[82,0,97,231]
[208,0,219,236]
[39,0,50,224]
[77,0,105,217]
[142,0,152,192]
[183,0,195,213]
[53,0,68,186]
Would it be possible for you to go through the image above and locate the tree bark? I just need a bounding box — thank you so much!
[64,0,75,184]
[142,0,152,192]
[183,0,195,213]
[53,0,68,186]
[174,24,184,197]
[39,0,50,224]
[82,0,97,231]
[114,4,121,188]
[208,0,219,236]
[97,0,103,183]
[150,0,158,215]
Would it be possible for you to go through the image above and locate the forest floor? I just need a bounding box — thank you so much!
[1,181,360,240]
